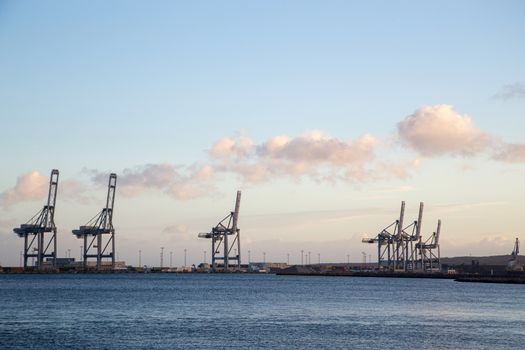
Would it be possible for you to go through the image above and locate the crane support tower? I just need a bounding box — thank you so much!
[198,190,241,271]
[416,220,441,272]
[13,169,59,270]
[72,173,117,270]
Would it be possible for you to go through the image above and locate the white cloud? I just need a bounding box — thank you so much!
[398,105,492,156]
[163,224,188,234]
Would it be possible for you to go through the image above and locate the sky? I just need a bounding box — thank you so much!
[0,0,524,267]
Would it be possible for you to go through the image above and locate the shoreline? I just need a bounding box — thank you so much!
[2,269,525,284]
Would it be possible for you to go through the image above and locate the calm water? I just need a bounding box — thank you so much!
[0,274,524,349]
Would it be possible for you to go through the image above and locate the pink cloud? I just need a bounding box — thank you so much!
[89,163,215,200]
[0,170,95,208]
[209,131,390,183]
[0,171,48,208]
[210,135,253,158]
[258,131,377,165]
[59,179,93,204]
[493,143,525,163]
[398,105,492,156]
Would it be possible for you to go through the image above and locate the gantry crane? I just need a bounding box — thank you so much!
[416,219,441,272]
[506,238,523,272]
[199,190,241,271]
[395,202,425,271]
[362,201,408,270]
[72,173,117,270]
[13,169,59,270]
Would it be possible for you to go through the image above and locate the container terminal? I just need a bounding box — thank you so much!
[2,169,524,283]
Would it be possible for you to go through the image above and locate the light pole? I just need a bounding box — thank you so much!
[301,250,304,265]
[308,251,311,265]
[318,253,320,265]
[184,248,187,267]
[68,249,71,259]
[160,247,164,268]
[248,250,251,264]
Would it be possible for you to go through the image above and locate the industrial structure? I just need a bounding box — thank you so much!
[507,238,523,272]
[13,169,59,270]
[72,173,117,270]
[198,190,241,271]
[415,219,441,272]
[362,201,442,272]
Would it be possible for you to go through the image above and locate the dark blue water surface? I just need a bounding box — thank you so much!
[1,274,524,349]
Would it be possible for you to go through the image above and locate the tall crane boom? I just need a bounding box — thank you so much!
[415,202,424,240]
[511,237,519,257]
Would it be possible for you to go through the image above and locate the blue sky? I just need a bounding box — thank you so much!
[1,1,524,266]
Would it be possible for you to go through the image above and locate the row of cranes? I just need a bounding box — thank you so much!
[11,171,524,276]
[362,201,442,272]
[13,169,117,270]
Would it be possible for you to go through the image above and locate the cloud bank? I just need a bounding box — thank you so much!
[210,131,383,183]
[2,104,524,207]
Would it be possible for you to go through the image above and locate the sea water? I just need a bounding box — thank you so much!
[1,274,524,349]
